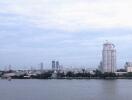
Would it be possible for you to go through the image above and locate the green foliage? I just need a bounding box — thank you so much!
[66,71,75,77]
[102,72,116,78]
[3,70,132,79]
[124,72,132,77]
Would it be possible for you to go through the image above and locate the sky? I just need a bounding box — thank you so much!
[0,0,132,69]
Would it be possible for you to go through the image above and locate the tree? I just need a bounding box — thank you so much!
[102,72,116,78]
[66,71,74,77]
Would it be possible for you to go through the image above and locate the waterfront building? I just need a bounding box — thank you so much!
[124,62,132,72]
[51,70,57,78]
[101,41,116,73]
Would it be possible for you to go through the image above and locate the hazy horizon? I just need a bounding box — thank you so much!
[0,0,132,69]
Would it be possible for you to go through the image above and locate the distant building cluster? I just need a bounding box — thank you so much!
[1,41,132,79]
[52,60,60,71]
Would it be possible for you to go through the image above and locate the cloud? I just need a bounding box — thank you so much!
[1,0,132,31]
[0,0,132,68]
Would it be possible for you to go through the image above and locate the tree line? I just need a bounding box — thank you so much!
[1,69,132,79]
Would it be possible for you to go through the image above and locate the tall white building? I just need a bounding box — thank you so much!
[101,41,116,73]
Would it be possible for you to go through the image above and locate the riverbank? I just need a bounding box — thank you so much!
[2,77,132,80]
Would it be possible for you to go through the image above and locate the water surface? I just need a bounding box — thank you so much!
[0,79,132,100]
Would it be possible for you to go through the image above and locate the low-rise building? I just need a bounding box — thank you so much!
[125,62,132,72]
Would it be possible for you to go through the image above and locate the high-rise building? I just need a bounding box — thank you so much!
[52,61,56,70]
[56,61,59,70]
[101,41,116,73]
[98,61,103,71]
[52,60,60,71]
[40,62,43,71]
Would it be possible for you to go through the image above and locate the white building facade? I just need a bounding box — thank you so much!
[125,62,132,72]
[101,42,116,73]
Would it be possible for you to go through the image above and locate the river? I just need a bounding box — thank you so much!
[0,79,132,100]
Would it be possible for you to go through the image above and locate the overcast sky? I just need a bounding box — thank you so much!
[0,0,132,69]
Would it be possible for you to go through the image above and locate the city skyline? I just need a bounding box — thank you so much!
[0,0,132,69]
[0,41,131,70]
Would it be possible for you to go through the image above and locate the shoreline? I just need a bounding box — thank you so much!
[2,77,132,80]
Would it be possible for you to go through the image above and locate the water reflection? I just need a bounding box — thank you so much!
[0,79,132,100]
[99,80,118,100]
